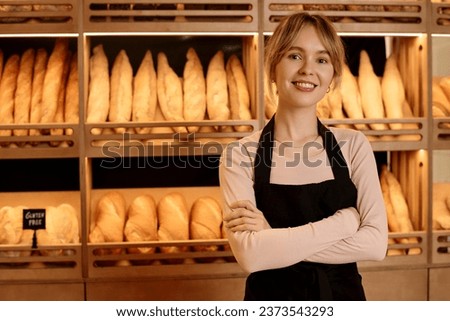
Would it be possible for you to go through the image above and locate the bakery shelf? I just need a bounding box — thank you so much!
[0,0,78,35]
[263,0,427,34]
[430,1,450,34]
[0,244,82,282]
[87,239,244,280]
[359,231,427,269]
[323,118,428,151]
[432,118,450,149]
[0,123,80,159]
[83,0,258,33]
[432,230,450,264]
[84,120,257,157]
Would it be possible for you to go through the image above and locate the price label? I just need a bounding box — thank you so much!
[23,209,46,230]
[23,209,46,249]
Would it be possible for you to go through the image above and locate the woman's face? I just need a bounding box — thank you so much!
[274,25,334,111]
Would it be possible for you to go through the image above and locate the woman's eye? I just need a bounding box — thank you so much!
[288,53,302,60]
[318,58,328,64]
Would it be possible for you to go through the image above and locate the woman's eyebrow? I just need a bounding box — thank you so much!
[288,46,330,56]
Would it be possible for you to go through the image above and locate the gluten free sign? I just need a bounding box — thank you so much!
[23,209,46,248]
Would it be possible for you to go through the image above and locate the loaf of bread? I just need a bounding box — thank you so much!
[64,53,79,134]
[132,50,157,134]
[157,192,190,256]
[183,47,206,133]
[109,49,133,134]
[440,76,450,103]
[206,50,230,128]
[40,38,70,127]
[124,195,158,254]
[37,204,79,256]
[358,50,388,131]
[432,183,450,230]
[30,48,48,137]
[432,77,450,116]
[87,44,110,135]
[226,54,252,132]
[380,165,400,233]
[50,51,71,139]
[0,54,20,137]
[381,54,405,129]
[316,96,331,119]
[190,197,223,252]
[14,48,35,137]
[340,63,368,130]
[0,206,33,257]
[89,191,127,255]
[157,52,187,133]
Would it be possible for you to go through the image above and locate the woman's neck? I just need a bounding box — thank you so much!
[274,106,319,144]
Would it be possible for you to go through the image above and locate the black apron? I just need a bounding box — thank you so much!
[244,116,366,301]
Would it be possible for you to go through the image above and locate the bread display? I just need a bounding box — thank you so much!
[89,191,127,255]
[0,54,20,137]
[157,52,187,133]
[157,192,190,256]
[124,195,158,254]
[87,44,110,134]
[13,48,35,137]
[132,50,157,134]
[226,54,252,132]
[190,196,223,252]
[109,49,133,134]
[206,50,230,127]
[340,63,367,130]
[183,47,206,133]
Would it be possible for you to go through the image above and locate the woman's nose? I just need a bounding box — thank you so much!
[298,59,313,75]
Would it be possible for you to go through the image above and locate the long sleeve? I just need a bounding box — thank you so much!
[305,130,388,263]
[219,135,360,273]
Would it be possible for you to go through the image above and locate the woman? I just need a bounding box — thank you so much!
[219,12,388,301]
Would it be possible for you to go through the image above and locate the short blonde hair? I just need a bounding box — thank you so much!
[265,12,345,107]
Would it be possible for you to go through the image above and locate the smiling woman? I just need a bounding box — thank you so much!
[219,12,388,301]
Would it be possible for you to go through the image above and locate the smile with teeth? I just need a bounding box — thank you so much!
[292,81,316,89]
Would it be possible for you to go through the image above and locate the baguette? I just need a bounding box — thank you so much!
[40,38,70,128]
[226,54,252,132]
[183,47,206,133]
[14,48,35,137]
[381,54,405,129]
[190,196,223,252]
[50,51,71,139]
[109,49,133,134]
[89,191,127,255]
[124,195,158,254]
[432,183,450,230]
[157,192,190,258]
[316,96,331,119]
[0,54,20,137]
[382,165,420,254]
[440,76,450,106]
[358,50,388,131]
[340,63,368,130]
[30,48,48,137]
[206,50,230,129]
[87,44,110,135]
[64,53,79,134]
[132,50,157,134]
[156,52,187,133]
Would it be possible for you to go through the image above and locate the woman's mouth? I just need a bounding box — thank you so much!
[292,81,317,90]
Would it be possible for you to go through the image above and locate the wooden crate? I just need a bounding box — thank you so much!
[83,0,258,33]
[0,0,78,34]
[263,0,427,34]
[432,118,450,149]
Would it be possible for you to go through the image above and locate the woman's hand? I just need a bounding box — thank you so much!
[224,200,271,232]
